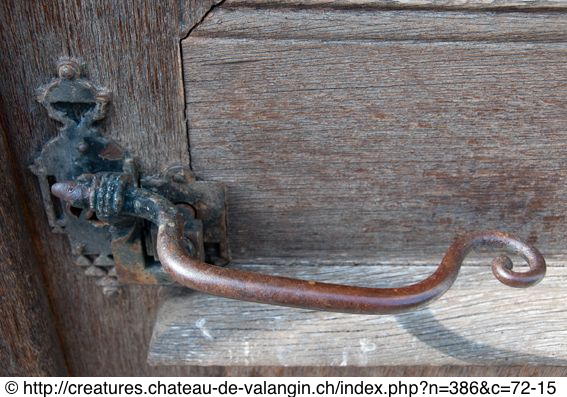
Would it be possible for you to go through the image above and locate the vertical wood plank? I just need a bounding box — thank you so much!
[0,0,218,376]
[0,115,67,376]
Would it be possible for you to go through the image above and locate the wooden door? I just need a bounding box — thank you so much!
[1,0,567,375]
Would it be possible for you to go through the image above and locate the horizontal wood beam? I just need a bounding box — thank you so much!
[184,7,567,262]
[225,0,567,10]
[190,7,567,41]
[149,263,567,366]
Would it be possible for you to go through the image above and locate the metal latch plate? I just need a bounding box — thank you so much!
[31,59,229,294]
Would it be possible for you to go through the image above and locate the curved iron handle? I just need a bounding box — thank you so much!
[52,173,546,314]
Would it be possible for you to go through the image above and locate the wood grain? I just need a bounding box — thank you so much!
[228,0,567,9]
[150,263,567,366]
[184,6,567,263]
[2,0,567,376]
[0,0,219,376]
[191,6,567,42]
[176,3,567,370]
[0,115,67,376]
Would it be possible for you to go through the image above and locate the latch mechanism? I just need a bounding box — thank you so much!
[31,60,229,295]
[32,60,546,313]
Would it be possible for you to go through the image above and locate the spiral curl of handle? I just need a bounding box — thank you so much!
[157,226,545,314]
[52,173,546,314]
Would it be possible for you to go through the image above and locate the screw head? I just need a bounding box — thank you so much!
[57,60,80,80]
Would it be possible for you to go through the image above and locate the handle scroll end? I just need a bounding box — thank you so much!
[491,253,546,288]
[453,231,546,289]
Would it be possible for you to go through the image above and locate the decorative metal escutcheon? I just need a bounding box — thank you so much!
[33,60,546,313]
[31,59,229,296]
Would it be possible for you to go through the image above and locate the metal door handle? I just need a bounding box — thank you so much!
[34,60,546,312]
[51,173,546,314]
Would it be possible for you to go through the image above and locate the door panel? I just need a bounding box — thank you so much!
[2,0,567,375]
[185,5,567,263]
[147,0,567,367]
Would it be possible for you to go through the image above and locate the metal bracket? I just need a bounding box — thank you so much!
[31,60,229,295]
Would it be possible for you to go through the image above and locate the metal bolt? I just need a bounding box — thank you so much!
[77,141,89,153]
[57,60,80,80]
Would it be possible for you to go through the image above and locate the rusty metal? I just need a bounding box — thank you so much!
[141,165,229,267]
[113,164,229,285]
[32,61,229,293]
[52,172,546,314]
[30,59,127,296]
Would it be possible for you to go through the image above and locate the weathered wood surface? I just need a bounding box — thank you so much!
[150,263,567,366]
[0,0,222,376]
[228,0,567,9]
[185,5,567,263]
[191,6,567,42]
[0,116,67,376]
[2,0,567,376]
[174,2,567,370]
